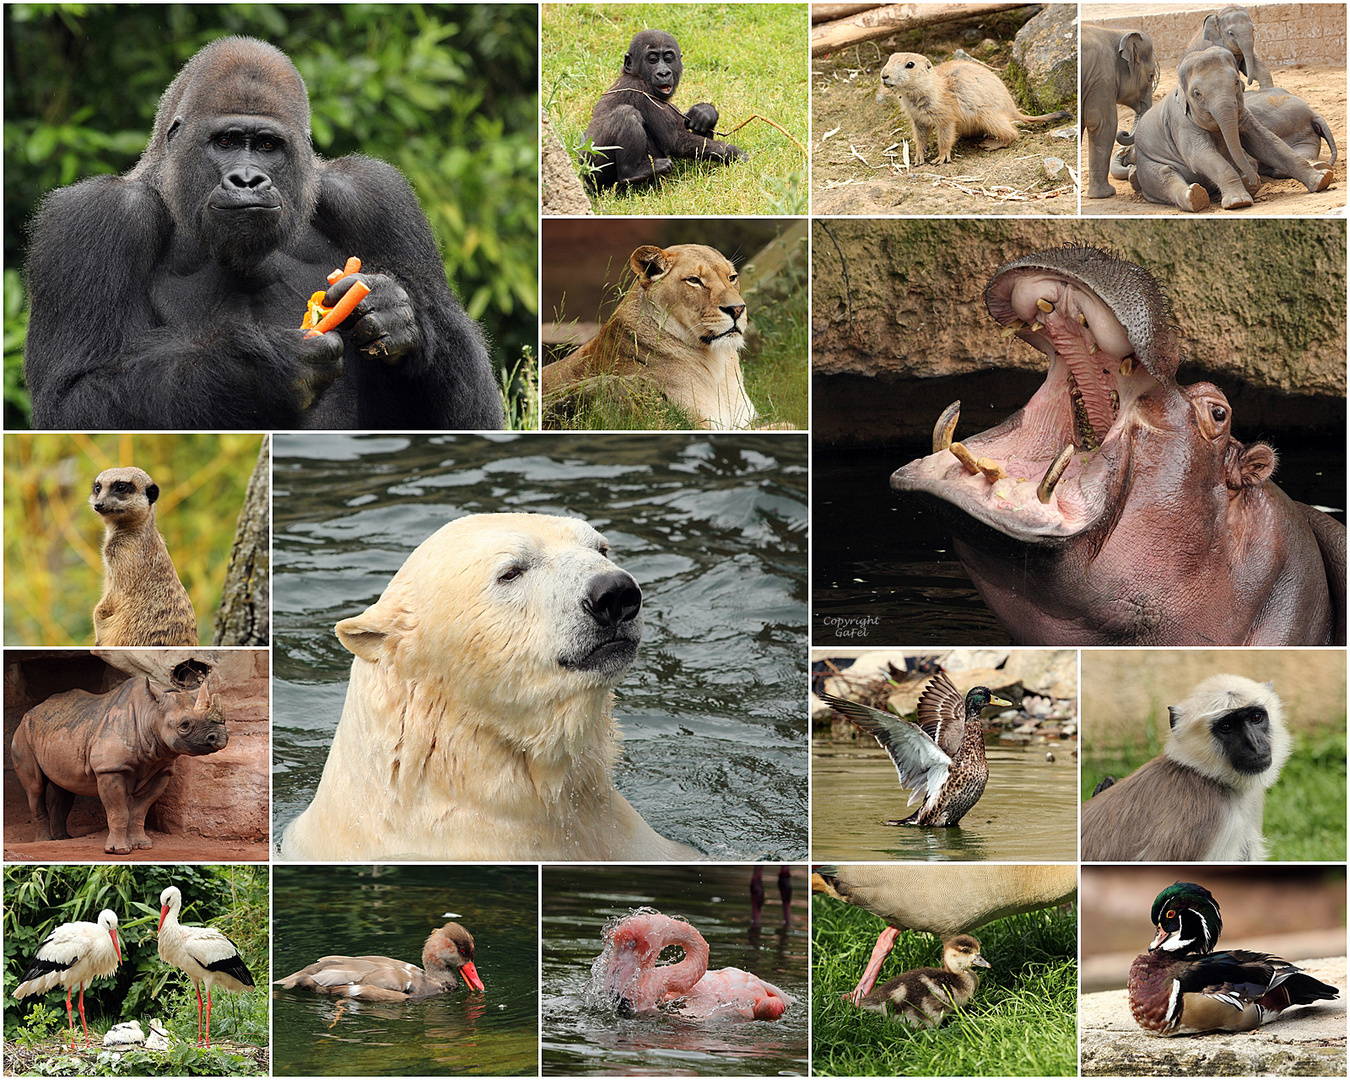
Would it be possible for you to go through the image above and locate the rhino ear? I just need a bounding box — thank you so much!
[336,599,414,663]
[145,678,167,703]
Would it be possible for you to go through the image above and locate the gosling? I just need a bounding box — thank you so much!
[855,934,990,1026]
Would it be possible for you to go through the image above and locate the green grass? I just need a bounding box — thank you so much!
[1081,725,1347,861]
[813,899,1078,1077]
[542,3,809,215]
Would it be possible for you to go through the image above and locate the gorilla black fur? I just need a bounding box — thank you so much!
[581,29,743,191]
[24,36,503,430]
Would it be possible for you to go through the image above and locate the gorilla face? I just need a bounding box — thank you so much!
[156,40,318,276]
[623,30,683,101]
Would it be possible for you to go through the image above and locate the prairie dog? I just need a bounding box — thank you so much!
[90,466,198,646]
[880,52,1071,165]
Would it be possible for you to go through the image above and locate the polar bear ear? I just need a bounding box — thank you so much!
[336,600,412,662]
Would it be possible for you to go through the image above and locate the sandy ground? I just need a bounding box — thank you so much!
[1083,64,1347,215]
[810,21,1078,216]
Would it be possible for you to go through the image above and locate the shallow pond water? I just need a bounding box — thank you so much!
[813,442,1347,646]
[272,865,538,1076]
[811,735,1078,861]
[541,864,810,1076]
[271,433,809,860]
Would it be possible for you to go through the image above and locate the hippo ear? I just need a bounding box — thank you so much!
[1226,440,1277,490]
[336,599,414,662]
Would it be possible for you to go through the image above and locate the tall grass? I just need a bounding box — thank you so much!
[543,4,809,215]
[813,899,1078,1077]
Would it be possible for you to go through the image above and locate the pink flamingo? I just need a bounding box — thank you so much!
[592,908,794,1021]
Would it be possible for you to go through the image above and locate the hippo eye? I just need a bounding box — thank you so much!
[1210,405,1227,423]
[497,566,525,584]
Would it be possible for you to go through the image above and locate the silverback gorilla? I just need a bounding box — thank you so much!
[581,30,743,190]
[24,37,503,430]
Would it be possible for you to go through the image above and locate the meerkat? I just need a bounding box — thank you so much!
[89,466,198,646]
[880,52,1072,165]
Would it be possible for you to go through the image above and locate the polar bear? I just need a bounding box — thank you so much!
[281,512,699,861]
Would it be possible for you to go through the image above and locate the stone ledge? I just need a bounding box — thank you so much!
[1081,956,1347,1076]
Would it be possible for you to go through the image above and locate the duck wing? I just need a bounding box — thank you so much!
[914,672,969,759]
[1183,950,1340,1009]
[819,693,951,807]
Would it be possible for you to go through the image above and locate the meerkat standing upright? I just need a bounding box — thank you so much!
[89,466,198,646]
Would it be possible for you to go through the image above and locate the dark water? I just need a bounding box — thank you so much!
[811,735,1078,861]
[541,865,810,1076]
[271,433,809,860]
[271,865,538,1076]
[813,442,1347,645]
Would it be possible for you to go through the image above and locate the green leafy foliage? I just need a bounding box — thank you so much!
[3,5,537,426]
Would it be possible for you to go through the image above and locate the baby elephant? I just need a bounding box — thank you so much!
[1130,47,1333,211]
[11,678,227,854]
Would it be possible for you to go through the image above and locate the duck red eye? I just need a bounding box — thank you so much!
[1166,909,1175,918]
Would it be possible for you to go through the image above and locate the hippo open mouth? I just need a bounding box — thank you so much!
[890,244,1181,541]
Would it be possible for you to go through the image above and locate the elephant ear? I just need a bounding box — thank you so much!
[1202,13,1221,44]
[1120,31,1145,65]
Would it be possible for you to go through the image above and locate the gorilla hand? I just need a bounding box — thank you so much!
[323,273,419,363]
[287,328,345,411]
[684,102,719,137]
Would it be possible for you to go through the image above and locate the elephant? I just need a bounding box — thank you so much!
[1244,87,1337,177]
[890,245,1345,647]
[1183,5,1274,90]
[1081,25,1158,199]
[1129,47,1333,211]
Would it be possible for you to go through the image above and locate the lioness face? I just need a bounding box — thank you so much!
[635,244,748,352]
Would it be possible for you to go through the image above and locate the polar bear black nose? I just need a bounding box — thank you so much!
[583,570,642,628]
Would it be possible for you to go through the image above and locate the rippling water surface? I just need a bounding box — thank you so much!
[272,865,538,1076]
[271,433,809,859]
[542,865,809,1076]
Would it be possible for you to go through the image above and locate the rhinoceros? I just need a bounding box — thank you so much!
[11,678,228,854]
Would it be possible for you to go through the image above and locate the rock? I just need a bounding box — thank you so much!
[1010,5,1077,112]
[542,110,593,216]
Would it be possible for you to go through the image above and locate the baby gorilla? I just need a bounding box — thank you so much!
[581,29,743,190]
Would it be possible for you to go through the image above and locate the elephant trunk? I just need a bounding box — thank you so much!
[1212,101,1258,189]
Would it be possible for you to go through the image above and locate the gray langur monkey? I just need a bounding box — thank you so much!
[1081,674,1290,861]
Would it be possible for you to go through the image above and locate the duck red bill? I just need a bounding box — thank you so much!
[461,961,485,991]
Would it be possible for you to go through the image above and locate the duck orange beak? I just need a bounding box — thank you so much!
[460,961,485,991]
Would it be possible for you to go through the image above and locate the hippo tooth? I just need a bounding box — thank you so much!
[1029,320,1044,333]
[933,400,961,453]
[1037,444,1075,505]
[1120,355,1135,376]
[949,442,982,477]
[1000,319,1025,339]
[1036,297,1054,313]
[1088,342,1098,355]
[1110,389,1120,417]
[1076,312,1087,326]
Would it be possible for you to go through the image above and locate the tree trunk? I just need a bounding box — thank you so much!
[211,435,270,646]
[811,3,1027,57]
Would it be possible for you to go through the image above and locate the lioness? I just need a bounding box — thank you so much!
[543,244,765,430]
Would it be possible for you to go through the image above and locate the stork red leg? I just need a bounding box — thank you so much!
[76,983,90,1045]
[64,984,75,1049]
[204,986,213,1047]
[195,984,205,1044]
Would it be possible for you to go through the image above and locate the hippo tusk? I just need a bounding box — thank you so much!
[1000,319,1025,339]
[933,400,961,452]
[950,442,1007,483]
[1037,444,1075,504]
[950,441,981,475]
[1120,355,1135,377]
[1076,312,1086,325]
[1036,297,1054,313]
[1029,320,1044,333]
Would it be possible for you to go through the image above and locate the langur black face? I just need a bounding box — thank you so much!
[1210,704,1272,775]
[624,30,683,101]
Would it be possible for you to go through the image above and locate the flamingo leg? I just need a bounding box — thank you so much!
[63,983,75,1049]
[845,926,900,1006]
[195,983,205,1044]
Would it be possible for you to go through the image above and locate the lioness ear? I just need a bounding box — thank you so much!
[336,599,414,662]
[630,245,672,284]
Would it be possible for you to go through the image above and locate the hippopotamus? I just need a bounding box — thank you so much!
[890,244,1346,646]
[11,678,228,853]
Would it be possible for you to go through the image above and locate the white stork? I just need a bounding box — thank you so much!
[15,908,122,1048]
[157,885,255,1046]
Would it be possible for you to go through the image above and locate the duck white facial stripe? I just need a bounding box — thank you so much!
[1159,933,1194,952]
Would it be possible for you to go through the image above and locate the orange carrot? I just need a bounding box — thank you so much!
[306,280,372,337]
[327,256,362,285]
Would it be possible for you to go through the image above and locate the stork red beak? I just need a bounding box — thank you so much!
[110,928,122,962]
[460,961,485,992]
[158,906,169,933]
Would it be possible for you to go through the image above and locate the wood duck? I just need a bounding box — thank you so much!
[855,934,990,1027]
[1128,882,1339,1036]
[820,672,1012,826]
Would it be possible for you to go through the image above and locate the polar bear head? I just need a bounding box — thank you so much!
[333,512,643,745]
